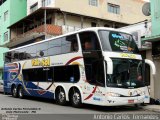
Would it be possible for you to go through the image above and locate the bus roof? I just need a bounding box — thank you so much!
[8,27,130,52]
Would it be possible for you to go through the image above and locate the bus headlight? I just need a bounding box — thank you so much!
[107,92,121,97]
[139,91,145,96]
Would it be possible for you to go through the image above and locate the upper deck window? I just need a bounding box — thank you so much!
[99,30,139,53]
[79,31,101,51]
[4,34,79,63]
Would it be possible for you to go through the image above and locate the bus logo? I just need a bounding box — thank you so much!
[120,53,136,59]
[31,57,50,67]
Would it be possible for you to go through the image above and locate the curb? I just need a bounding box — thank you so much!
[142,106,160,113]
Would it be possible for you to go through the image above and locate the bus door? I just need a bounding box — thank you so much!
[78,31,106,103]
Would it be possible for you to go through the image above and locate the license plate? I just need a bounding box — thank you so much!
[128,100,134,103]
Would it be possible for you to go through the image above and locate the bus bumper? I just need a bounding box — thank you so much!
[105,96,145,106]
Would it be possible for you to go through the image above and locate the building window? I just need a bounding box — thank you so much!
[4,31,8,42]
[107,3,120,14]
[91,22,97,27]
[30,2,38,13]
[42,0,51,7]
[89,0,98,6]
[4,11,8,21]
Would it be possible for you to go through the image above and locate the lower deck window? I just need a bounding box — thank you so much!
[54,65,80,82]
[22,65,80,83]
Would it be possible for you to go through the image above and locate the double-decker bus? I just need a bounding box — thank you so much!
[3,27,156,107]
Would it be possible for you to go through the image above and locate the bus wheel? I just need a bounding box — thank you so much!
[71,89,82,107]
[12,86,18,98]
[56,87,66,105]
[18,86,24,99]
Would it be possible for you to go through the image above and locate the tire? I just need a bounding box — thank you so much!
[12,86,18,98]
[56,88,66,105]
[70,89,82,107]
[18,86,24,99]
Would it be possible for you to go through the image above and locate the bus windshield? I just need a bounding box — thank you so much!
[99,30,139,53]
[106,58,145,88]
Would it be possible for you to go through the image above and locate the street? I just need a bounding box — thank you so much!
[0,93,160,120]
[0,93,158,114]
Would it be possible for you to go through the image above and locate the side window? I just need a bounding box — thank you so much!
[48,39,61,56]
[79,32,101,51]
[4,52,12,63]
[12,51,19,62]
[61,34,78,53]
[144,64,150,86]
[36,42,48,57]
[25,45,37,58]
[92,60,105,87]
[22,67,53,82]
[54,65,80,83]
[19,48,28,60]
[79,32,103,83]
[85,60,105,87]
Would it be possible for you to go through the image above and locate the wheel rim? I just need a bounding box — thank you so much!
[19,88,23,97]
[58,91,65,103]
[73,92,80,105]
[13,87,17,96]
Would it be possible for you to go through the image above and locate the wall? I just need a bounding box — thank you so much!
[146,50,154,98]
[10,0,27,25]
[0,0,27,80]
[27,0,55,15]
[146,50,160,99]
[0,47,8,80]
[0,0,10,45]
[150,0,160,36]
[55,0,149,24]
[55,13,124,31]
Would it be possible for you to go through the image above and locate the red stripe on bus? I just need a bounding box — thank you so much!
[65,56,83,65]
[84,86,97,100]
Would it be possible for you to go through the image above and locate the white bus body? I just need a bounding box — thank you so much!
[3,27,156,107]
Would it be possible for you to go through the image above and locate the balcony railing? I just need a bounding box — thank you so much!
[10,24,62,43]
[62,25,81,34]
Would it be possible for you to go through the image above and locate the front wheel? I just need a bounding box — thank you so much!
[18,86,24,99]
[71,89,82,107]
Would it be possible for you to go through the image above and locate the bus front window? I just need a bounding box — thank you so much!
[106,59,145,88]
[99,30,139,54]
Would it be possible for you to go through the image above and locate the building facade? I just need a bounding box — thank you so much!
[7,0,149,49]
[27,0,148,28]
[142,0,160,99]
[0,0,27,80]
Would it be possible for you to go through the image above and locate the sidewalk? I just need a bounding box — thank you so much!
[142,105,160,113]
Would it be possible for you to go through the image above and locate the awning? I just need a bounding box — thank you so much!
[142,34,160,42]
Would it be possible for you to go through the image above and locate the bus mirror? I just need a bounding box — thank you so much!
[40,51,44,57]
[145,59,156,75]
[105,57,113,74]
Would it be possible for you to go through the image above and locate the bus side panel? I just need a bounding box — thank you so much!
[22,81,54,99]
[3,66,11,94]
[3,63,21,94]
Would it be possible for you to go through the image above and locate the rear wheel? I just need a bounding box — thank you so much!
[56,88,66,105]
[12,86,18,98]
[71,89,82,107]
[18,86,24,99]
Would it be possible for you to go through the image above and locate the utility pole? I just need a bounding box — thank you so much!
[44,7,47,40]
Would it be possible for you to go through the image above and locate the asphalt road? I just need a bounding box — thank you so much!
[0,93,159,120]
